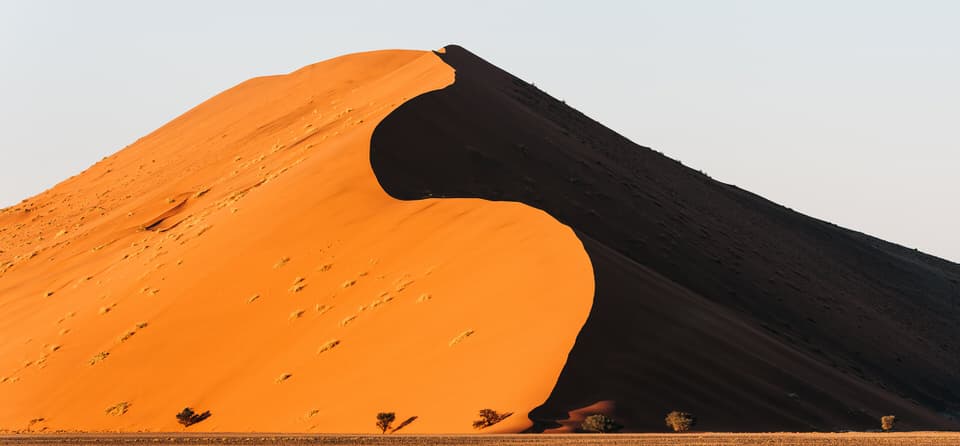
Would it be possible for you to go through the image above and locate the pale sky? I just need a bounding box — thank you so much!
[1,1,957,261]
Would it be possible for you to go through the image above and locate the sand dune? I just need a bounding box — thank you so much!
[0,49,592,433]
[371,46,960,431]
[3,44,959,434]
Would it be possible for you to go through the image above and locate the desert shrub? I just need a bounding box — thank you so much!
[376,412,395,434]
[472,409,513,429]
[580,413,621,433]
[881,415,896,432]
[665,411,695,432]
[176,407,211,427]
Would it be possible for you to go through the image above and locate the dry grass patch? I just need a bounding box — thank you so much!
[881,415,896,431]
[665,410,696,432]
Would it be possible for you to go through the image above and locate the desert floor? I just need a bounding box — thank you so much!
[2,432,960,445]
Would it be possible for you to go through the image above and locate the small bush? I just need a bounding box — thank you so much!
[665,411,695,432]
[580,413,621,433]
[881,415,896,432]
[376,412,395,434]
[472,409,513,429]
[176,407,211,427]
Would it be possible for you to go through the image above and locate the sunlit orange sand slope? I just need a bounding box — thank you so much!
[0,49,593,432]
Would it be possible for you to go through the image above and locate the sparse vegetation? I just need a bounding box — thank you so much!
[580,413,621,433]
[882,415,896,432]
[665,410,695,432]
[175,407,211,427]
[276,372,292,383]
[473,409,513,430]
[376,412,396,434]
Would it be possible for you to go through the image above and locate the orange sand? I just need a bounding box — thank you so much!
[0,49,593,433]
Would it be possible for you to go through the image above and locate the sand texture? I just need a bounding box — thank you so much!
[3,44,960,434]
[370,46,960,431]
[0,49,592,433]
[3,432,960,445]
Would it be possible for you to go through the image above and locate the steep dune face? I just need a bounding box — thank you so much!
[371,46,960,431]
[0,49,594,432]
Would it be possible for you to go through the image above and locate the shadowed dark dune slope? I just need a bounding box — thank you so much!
[370,45,960,432]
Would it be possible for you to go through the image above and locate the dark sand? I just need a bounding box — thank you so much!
[370,45,960,431]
